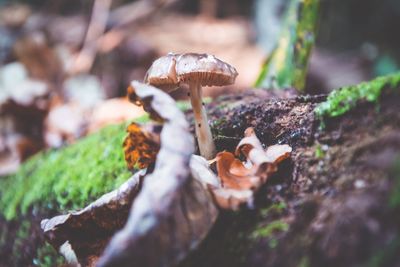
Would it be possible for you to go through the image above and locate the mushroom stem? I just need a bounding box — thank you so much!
[189,82,216,159]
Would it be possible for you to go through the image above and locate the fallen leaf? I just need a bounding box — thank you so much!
[193,127,292,210]
[211,187,254,210]
[190,154,220,188]
[13,32,62,83]
[123,122,160,169]
[63,74,105,109]
[235,127,292,177]
[126,83,179,123]
[98,81,218,267]
[0,134,31,176]
[216,151,260,190]
[41,170,145,267]
[44,103,88,147]
[88,98,145,133]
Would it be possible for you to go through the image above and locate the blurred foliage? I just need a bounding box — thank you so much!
[0,116,149,220]
[374,55,399,77]
[33,242,64,267]
[315,72,400,119]
[255,0,319,91]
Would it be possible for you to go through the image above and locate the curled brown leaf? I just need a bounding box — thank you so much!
[41,170,145,266]
[216,151,260,190]
[193,127,292,210]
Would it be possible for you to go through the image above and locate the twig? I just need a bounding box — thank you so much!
[69,0,179,74]
[69,0,112,75]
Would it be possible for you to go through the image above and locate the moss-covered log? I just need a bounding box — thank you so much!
[0,118,149,266]
[181,73,400,267]
[1,73,400,266]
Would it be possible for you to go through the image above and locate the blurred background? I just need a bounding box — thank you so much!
[0,0,399,175]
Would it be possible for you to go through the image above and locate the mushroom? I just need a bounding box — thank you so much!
[145,53,238,159]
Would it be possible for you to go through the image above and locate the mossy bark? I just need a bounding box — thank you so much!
[255,0,320,91]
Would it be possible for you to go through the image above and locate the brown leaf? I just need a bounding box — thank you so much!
[193,127,292,210]
[235,127,291,169]
[97,81,218,267]
[123,122,160,170]
[216,151,260,190]
[14,32,62,83]
[0,134,41,176]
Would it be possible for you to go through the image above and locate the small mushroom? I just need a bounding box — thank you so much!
[144,53,179,92]
[145,53,238,159]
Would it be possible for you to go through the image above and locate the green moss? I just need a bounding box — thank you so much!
[315,72,400,119]
[259,202,287,218]
[33,243,64,267]
[298,256,311,267]
[15,220,30,240]
[211,117,229,136]
[176,100,192,111]
[250,220,289,240]
[314,144,325,159]
[0,115,151,265]
[0,116,149,221]
[248,202,288,250]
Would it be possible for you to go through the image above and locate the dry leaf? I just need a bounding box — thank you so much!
[41,170,145,267]
[126,84,180,123]
[88,98,145,133]
[42,82,218,267]
[216,151,261,190]
[97,81,218,267]
[44,103,88,147]
[193,127,292,210]
[190,154,220,188]
[123,122,160,169]
[0,133,41,176]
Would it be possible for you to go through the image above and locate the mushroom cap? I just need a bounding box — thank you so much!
[144,53,179,92]
[176,53,238,87]
[145,53,238,90]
